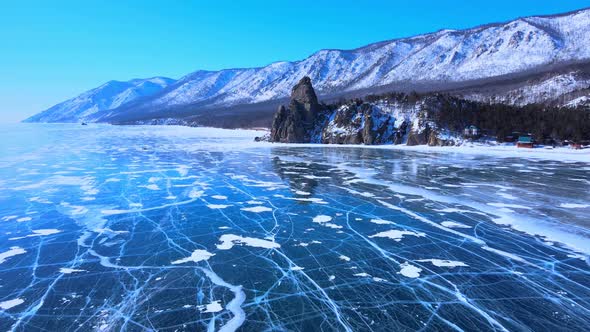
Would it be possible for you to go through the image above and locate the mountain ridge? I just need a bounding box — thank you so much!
[25,7,590,125]
[23,77,175,123]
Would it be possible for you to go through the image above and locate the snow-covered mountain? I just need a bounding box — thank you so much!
[23,77,175,123]
[25,8,590,124]
[457,63,590,106]
[269,76,590,147]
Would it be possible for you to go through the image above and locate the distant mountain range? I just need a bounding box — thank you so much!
[24,77,175,123]
[24,8,590,126]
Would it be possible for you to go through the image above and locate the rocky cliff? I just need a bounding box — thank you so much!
[269,77,460,146]
[269,77,322,143]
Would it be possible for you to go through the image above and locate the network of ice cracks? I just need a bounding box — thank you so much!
[1,131,589,331]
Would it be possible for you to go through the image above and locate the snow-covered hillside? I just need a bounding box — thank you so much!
[103,8,590,118]
[566,96,590,108]
[25,8,590,124]
[462,70,590,106]
[23,77,175,123]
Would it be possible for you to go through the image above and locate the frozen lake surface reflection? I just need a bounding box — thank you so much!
[0,124,589,331]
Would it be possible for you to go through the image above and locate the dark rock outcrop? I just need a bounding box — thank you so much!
[289,76,320,121]
[406,125,431,146]
[270,77,323,143]
[269,77,416,145]
[269,78,460,146]
[269,105,307,143]
[406,124,456,146]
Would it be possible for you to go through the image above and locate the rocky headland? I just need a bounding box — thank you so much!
[268,76,460,146]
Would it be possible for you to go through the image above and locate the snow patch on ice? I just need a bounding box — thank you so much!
[353,272,371,277]
[0,247,27,264]
[417,259,468,268]
[398,262,422,278]
[487,203,532,210]
[172,250,215,264]
[369,229,426,242]
[143,184,160,191]
[207,204,231,209]
[241,206,272,213]
[197,300,223,313]
[0,298,24,310]
[369,219,395,225]
[216,234,280,250]
[9,229,62,240]
[339,255,351,262]
[188,189,204,198]
[440,221,471,229]
[313,215,332,223]
[560,203,589,209]
[60,268,86,274]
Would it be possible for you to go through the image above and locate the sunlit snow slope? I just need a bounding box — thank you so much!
[23,77,175,123]
[25,8,590,124]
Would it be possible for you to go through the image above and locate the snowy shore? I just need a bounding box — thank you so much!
[253,138,590,163]
[17,124,588,163]
[130,125,590,163]
[383,143,590,163]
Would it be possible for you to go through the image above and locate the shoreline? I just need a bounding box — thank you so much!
[11,123,590,163]
[254,140,590,163]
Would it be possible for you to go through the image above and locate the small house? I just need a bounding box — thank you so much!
[463,125,480,138]
[517,136,534,148]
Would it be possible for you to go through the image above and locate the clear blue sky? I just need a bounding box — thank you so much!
[1,0,589,122]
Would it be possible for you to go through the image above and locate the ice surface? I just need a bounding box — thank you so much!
[0,124,589,331]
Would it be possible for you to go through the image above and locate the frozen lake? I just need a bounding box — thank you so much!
[0,124,589,331]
